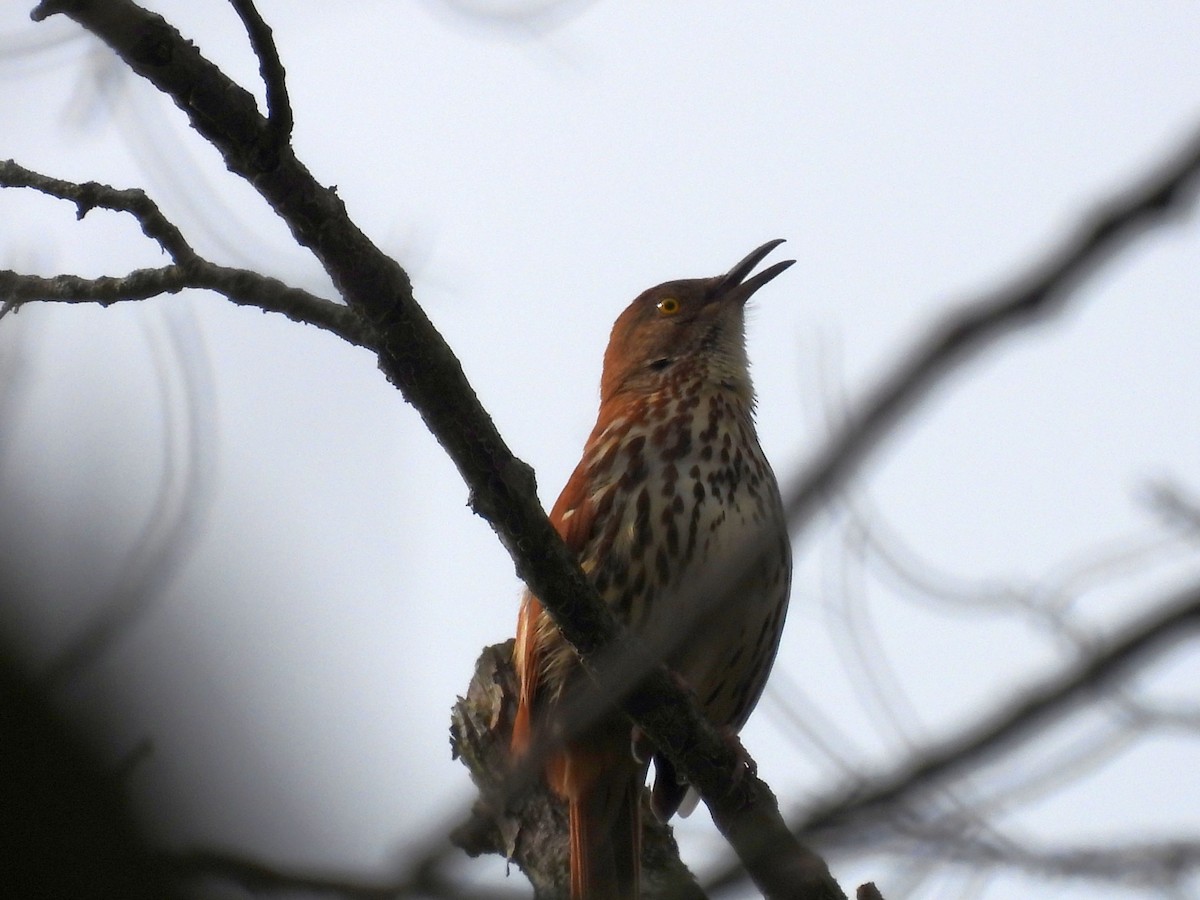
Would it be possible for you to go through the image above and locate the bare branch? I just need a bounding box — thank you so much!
[0,160,371,343]
[188,260,371,345]
[0,157,198,263]
[0,265,187,308]
[0,261,371,345]
[451,642,708,900]
[227,0,292,146]
[784,122,1200,534]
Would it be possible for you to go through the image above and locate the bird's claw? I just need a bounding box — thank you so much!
[720,726,757,784]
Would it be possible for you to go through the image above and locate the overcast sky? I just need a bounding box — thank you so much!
[2,3,1200,898]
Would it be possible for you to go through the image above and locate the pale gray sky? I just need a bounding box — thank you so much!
[2,3,1200,897]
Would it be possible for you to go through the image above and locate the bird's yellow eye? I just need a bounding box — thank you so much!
[656,297,681,316]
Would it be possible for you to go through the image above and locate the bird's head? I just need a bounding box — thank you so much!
[599,239,795,406]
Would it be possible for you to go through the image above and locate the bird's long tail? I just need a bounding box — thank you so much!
[550,732,642,900]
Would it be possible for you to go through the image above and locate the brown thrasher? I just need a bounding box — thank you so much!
[511,240,794,899]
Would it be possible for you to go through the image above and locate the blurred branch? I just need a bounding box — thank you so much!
[41,305,218,688]
[801,583,1199,832]
[164,849,407,899]
[708,579,1200,894]
[719,117,1200,890]
[888,825,1200,889]
[784,122,1200,534]
[422,0,600,38]
[161,845,528,900]
[1143,480,1200,538]
[0,643,188,900]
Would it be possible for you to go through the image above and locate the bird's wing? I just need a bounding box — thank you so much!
[511,454,598,753]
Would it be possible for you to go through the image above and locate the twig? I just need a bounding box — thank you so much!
[707,580,1200,894]
[0,158,198,263]
[0,262,370,345]
[0,160,370,344]
[805,583,1200,829]
[227,0,292,147]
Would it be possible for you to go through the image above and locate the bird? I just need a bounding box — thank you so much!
[511,240,794,899]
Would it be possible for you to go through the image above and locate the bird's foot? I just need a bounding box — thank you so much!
[719,725,757,782]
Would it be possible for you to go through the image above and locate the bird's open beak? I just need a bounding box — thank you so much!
[716,238,795,305]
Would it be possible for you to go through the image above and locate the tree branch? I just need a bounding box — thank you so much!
[160,846,527,900]
[451,642,710,900]
[784,122,1200,532]
[0,157,198,261]
[0,159,371,343]
[227,0,292,147]
[811,581,1200,828]
[0,261,371,345]
[707,579,1200,893]
[164,848,406,899]
[885,825,1200,889]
